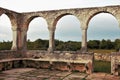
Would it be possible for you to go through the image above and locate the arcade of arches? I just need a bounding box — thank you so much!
[0,5,120,53]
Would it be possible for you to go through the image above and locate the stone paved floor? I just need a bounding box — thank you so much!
[0,68,119,80]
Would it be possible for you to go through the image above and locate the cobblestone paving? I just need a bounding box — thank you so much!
[0,68,119,80]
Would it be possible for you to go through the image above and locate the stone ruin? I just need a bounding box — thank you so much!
[0,50,120,75]
[0,5,120,75]
[0,50,94,74]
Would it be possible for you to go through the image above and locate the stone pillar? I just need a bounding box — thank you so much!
[81,29,87,53]
[48,29,55,53]
[0,10,3,16]
[20,28,27,51]
[11,27,18,50]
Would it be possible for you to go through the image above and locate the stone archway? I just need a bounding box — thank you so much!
[26,16,48,50]
[47,13,73,52]
[53,13,72,28]
[0,13,17,50]
[0,14,12,40]
[55,14,81,51]
[0,5,120,53]
[88,13,119,40]
[87,11,119,28]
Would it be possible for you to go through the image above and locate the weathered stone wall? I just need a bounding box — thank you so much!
[0,50,119,75]
[94,53,111,61]
[0,50,94,74]
[0,50,22,60]
[26,50,111,61]
[111,52,120,75]
[0,50,113,61]
[26,50,94,74]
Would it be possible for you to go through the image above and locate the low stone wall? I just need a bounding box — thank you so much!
[26,50,111,61]
[94,53,111,61]
[0,50,112,61]
[0,50,94,74]
[0,58,23,71]
[0,50,22,60]
[0,57,93,74]
[26,50,94,74]
[111,52,120,75]
[1,50,119,75]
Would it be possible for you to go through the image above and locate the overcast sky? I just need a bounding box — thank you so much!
[0,0,120,41]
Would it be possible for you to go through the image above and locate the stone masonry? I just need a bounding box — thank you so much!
[0,5,120,76]
[0,5,120,53]
[0,50,94,74]
[111,52,120,75]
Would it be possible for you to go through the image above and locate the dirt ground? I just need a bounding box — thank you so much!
[0,68,119,80]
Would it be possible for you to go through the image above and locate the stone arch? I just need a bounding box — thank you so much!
[0,12,3,16]
[54,13,81,51]
[87,12,119,40]
[26,16,40,29]
[53,13,74,28]
[25,15,48,29]
[87,11,119,28]
[0,12,17,28]
[27,16,48,39]
[0,12,17,50]
[55,14,81,40]
[26,16,49,50]
[0,12,18,50]
[0,13,12,41]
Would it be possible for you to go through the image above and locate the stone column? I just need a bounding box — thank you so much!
[20,28,27,51]
[11,27,18,50]
[48,29,55,53]
[0,10,3,16]
[81,29,87,53]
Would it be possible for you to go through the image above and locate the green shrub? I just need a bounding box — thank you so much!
[94,60,111,73]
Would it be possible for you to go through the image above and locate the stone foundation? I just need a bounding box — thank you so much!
[0,50,94,74]
[94,53,111,61]
[1,50,110,61]
[0,50,22,59]
[25,50,94,74]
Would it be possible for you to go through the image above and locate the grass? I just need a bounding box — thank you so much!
[88,49,116,53]
[81,78,86,80]
[94,60,111,73]
[88,49,113,73]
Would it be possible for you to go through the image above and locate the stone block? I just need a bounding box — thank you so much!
[13,60,22,68]
[51,62,69,71]
[33,61,48,69]
[26,60,36,68]
[0,63,3,71]
[22,60,28,68]
[70,63,86,72]
[111,52,120,75]
[4,61,13,70]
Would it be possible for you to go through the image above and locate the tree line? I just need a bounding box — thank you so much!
[88,39,120,51]
[0,39,120,51]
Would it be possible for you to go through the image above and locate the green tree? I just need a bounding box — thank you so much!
[106,39,114,49]
[114,39,120,51]
[56,43,65,50]
[99,39,107,49]
[88,40,100,49]
[0,41,12,50]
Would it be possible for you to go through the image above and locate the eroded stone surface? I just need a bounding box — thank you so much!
[0,52,94,74]
[111,52,120,75]
[0,68,119,80]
